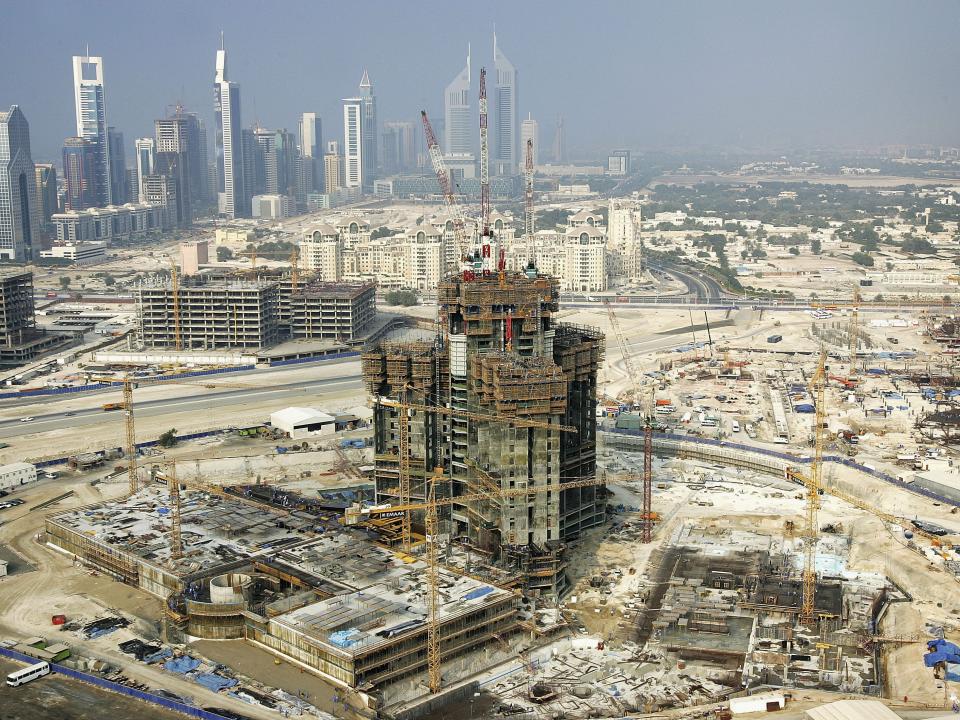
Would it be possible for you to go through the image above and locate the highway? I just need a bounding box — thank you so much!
[0,375,364,440]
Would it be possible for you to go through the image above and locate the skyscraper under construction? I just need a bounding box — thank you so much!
[361,267,604,597]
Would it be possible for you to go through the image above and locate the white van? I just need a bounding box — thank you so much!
[732,420,741,433]
[6,661,50,686]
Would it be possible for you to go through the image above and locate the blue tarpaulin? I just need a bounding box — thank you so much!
[164,656,201,674]
[329,629,361,648]
[947,664,960,683]
[195,673,237,691]
[142,647,173,664]
[924,639,960,667]
[464,586,494,601]
[794,403,815,413]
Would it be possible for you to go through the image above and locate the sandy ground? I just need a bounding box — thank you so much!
[0,475,296,720]
[0,657,184,720]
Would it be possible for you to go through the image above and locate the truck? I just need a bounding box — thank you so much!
[102,402,123,412]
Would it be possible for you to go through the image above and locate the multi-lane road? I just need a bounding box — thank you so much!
[0,374,364,440]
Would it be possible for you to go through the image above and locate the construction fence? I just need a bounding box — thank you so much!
[0,645,236,720]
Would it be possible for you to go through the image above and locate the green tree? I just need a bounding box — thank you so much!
[810,237,822,254]
[851,251,874,267]
[103,275,116,286]
[59,276,70,289]
[384,289,419,306]
[901,237,935,254]
[158,429,178,448]
[216,246,234,261]
[788,247,800,256]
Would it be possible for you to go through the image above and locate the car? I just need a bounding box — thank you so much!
[64,411,76,417]
[20,417,34,423]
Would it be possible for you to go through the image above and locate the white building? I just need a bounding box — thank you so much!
[40,241,107,265]
[403,223,446,291]
[251,194,295,220]
[444,45,472,157]
[270,407,335,439]
[72,54,111,206]
[134,137,154,202]
[493,33,519,176]
[300,225,343,281]
[214,41,246,218]
[608,199,643,279]
[52,203,167,243]
[0,462,37,491]
[342,98,363,189]
[564,226,607,292]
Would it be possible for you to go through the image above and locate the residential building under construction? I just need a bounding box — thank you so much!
[134,275,376,349]
[361,268,605,597]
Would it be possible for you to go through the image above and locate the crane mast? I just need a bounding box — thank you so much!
[170,260,182,351]
[524,138,535,264]
[801,350,827,624]
[479,68,490,238]
[123,376,137,495]
[420,110,469,269]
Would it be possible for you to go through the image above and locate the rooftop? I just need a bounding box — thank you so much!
[49,485,312,576]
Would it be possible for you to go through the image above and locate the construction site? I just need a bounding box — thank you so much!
[1,68,960,720]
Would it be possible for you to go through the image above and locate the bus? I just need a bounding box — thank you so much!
[6,661,50,686]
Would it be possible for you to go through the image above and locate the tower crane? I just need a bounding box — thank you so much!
[479,68,491,240]
[123,376,138,495]
[524,138,535,265]
[420,110,470,268]
[169,260,182,351]
[849,282,860,374]
[168,460,183,560]
[800,349,827,624]
[289,247,300,290]
[602,300,652,541]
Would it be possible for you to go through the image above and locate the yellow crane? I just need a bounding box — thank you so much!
[123,376,138,495]
[794,349,827,625]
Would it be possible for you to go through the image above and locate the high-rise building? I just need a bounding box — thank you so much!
[62,137,97,212]
[107,127,127,204]
[552,115,565,163]
[444,45,472,156]
[342,98,363,190]
[607,149,631,176]
[381,121,415,175]
[33,163,59,224]
[72,54,112,206]
[361,269,605,597]
[134,137,154,202]
[180,111,209,206]
[0,107,40,261]
[493,34,519,176]
[358,71,377,191]
[250,127,298,200]
[299,112,324,199]
[324,151,342,193]
[214,38,247,218]
[520,113,539,169]
[141,173,178,221]
[155,115,196,225]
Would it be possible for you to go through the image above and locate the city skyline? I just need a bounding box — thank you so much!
[4,1,960,164]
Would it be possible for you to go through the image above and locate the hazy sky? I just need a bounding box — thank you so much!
[3,0,960,163]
